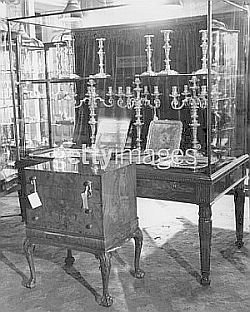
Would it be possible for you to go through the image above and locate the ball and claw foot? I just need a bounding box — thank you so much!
[65,249,75,267]
[235,240,244,249]
[24,278,36,289]
[96,294,113,307]
[200,274,211,286]
[132,268,145,279]
[65,256,75,267]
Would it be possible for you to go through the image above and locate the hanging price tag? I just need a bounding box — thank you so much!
[28,192,42,209]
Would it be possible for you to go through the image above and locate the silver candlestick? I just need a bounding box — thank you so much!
[194,30,208,75]
[141,35,157,76]
[94,38,110,79]
[158,30,178,75]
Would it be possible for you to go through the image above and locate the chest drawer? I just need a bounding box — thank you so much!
[137,178,196,202]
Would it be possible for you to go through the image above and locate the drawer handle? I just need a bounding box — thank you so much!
[172,182,177,189]
[29,176,37,193]
[81,181,92,213]
[86,224,93,229]
[83,181,92,198]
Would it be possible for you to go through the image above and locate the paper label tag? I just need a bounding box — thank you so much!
[28,192,42,209]
[81,192,88,209]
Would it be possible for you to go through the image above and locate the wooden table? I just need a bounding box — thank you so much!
[136,154,249,285]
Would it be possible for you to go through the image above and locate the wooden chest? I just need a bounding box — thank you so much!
[24,160,138,251]
[21,159,144,307]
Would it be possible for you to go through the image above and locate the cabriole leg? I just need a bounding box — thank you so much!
[65,249,75,266]
[234,182,245,248]
[23,238,36,288]
[132,227,145,278]
[96,252,113,307]
[199,203,212,286]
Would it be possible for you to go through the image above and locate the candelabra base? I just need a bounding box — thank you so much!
[93,73,111,79]
[193,68,217,75]
[69,73,82,79]
[140,71,157,77]
[158,69,178,76]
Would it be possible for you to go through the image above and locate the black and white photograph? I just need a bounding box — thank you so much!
[0,0,249,311]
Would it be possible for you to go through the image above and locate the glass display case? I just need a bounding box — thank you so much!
[7,0,249,291]
[9,31,77,156]
[0,18,17,193]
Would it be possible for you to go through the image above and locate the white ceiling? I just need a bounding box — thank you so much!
[33,0,248,14]
[34,0,115,13]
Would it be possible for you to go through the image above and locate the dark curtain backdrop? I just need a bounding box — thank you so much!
[72,12,247,155]
[73,17,206,148]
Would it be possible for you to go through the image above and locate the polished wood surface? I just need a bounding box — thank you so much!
[22,162,145,307]
[136,154,249,285]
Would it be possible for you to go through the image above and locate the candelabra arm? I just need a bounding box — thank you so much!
[75,97,88,109]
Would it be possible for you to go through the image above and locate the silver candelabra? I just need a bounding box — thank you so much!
[79,77,105,146]
[170,76,208,153]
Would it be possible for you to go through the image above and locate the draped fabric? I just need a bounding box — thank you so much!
[72,11,247,156]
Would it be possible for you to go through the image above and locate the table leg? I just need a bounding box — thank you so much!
[132,227,145,278]
[234,182,245,248]
[65,249,75,266]
[198,203,212,286]
[95,252,113,307]
[23,238,36,288]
